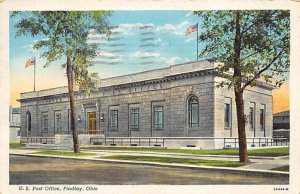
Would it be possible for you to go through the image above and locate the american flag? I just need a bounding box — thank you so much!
[186,23,198,36]
[25,58,36,68]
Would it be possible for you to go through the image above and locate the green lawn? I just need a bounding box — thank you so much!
[9,142,26,148]
[271,165,289,172]
[33,150,96,157]
[101,155,250,167]
[82,146,289,157]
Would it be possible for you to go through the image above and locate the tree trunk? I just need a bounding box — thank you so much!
[66,56,80,153]
[233,11,249,162]
[234,89,249,162]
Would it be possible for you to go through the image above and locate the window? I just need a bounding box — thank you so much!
[54,111,62,133]
[42,114,48,132]
[249,107,255,130]
[224,97,232,129]
[110,110,118,130]
[188,96,199,127]
[68,110,71,134]
[26,111,31,136]
[260,108,265,131]
[153,106,163,129]
[224,103,230,128]
[130,108,139,129]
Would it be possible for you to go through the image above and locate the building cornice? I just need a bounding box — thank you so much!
[18,60,217,102]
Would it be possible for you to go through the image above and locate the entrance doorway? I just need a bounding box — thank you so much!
[87,112,96,134]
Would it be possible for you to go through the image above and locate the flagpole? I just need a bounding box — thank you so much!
[196,23,198,60]
[34,57,36,91]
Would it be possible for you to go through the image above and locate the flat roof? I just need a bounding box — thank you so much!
[273,110,290,117]
[19,60,216,100]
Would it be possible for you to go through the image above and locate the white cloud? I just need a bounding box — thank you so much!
[32,38,49,43]
[23,43,39,54]
[115,23,155,36]
[23,38,50,54]
[161,56,188,66]
[185,37,195,43]
[185,11,193,17]
[156,21,190,37]
[96,50,116,58]
[90,21,191,39]
[130,51,161,58]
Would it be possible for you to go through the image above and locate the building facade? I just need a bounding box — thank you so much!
[9,106,21,142]
[18,60,274,148]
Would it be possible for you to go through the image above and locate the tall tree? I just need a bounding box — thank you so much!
[12,11,112,153]
[194,10,290,162]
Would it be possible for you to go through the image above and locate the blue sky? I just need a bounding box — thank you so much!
[10,11,203,105]
[9,10,290,113]
[10,11,199,78]
[10,12,200,79]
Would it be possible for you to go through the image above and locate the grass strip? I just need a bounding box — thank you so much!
[33,150,96,157]
[271,165,289,172]
[9,142,26,148]
[83,146,289,157]
[101,155,250,167]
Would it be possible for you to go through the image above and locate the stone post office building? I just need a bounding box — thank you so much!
[18,60,274,149]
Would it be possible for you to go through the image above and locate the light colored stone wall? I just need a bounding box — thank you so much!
[214,81,273,138]
[19,60,274,142]
[98,74,215,137]
[55,134,105,146]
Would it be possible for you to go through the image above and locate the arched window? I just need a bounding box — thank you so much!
[26,111,31,136]
[188,95,199,127]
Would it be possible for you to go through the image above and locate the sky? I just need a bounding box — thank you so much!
[9,10,289,113]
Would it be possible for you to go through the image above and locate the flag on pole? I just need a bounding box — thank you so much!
[185,23,198,36]
[25,58,36,68]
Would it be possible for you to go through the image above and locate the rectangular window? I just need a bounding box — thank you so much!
[130,108,139,129]
[68,110,71,134]
[224,103,230,128]
[110,110,118,130]
[260,107,265,131]
[153,106,163,129]
[54,111,62,133]
[249,107,254,130]
[224,97,232,129]
[42,114,48,132]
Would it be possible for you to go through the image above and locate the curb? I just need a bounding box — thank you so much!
[80,149,278,160]
[10,153,289,177]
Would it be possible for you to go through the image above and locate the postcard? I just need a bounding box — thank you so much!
[0,0,300,194]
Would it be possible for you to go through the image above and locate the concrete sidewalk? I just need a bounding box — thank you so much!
[9,148,289,174]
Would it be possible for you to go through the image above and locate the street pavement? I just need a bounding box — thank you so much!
[10,155,289,185]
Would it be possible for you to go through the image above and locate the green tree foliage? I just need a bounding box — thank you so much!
[12,11,112,152]
[194,10,289,162]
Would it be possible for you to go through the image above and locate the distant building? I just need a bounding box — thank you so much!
[18,60,275,149]
[273,110,290,129]
[273,110,290,141]
[9,106,21,142]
